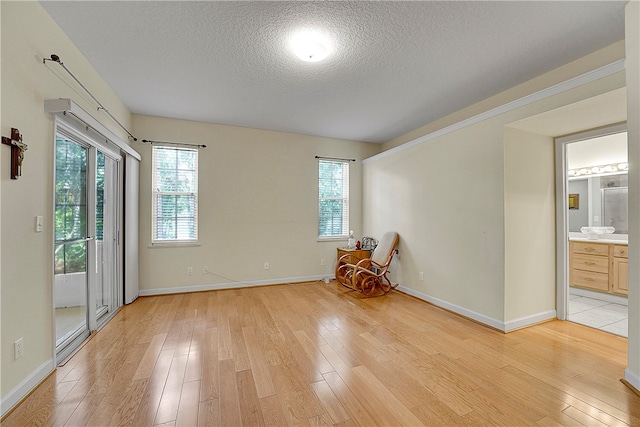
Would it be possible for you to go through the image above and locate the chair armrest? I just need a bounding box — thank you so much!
[354,258,385,275]
[339,262,358,270]
[353,258,375,272]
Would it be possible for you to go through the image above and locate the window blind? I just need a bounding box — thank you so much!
[318,159,349,237]
[152,146,198,242]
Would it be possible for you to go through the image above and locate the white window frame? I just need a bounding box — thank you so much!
[318,159,350,239]
[151,146,199,245]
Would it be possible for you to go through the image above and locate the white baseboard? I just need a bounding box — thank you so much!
[1,359,55,418]
[139,274,330,296]
[397,285,505,331]
[504,310,557,332]
[397,285,556,332]
[624,368,640,394]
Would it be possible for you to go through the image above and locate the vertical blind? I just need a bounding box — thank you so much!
[152,146,198,242]
[124,155,140,304]
[318,159,350,237]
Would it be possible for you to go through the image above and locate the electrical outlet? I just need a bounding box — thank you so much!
[14,338,24,360]
[321,258,326,266]
[187,267,193,275]
[264,262,269,270]
[419,272,424,281]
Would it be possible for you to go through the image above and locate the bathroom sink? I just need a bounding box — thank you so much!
[580,226,615,240]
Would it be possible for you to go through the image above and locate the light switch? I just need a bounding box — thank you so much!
[593,215,599,222]
[36,215,43,232]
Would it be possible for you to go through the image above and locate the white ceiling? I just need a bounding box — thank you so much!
[40,1,626,143]
[567,132,628,170]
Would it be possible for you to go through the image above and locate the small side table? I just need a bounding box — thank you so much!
[336,248,371,267]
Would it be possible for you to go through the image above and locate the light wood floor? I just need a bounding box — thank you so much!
[3,281,639,426]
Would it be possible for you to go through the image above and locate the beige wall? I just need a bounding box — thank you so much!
[625,0,640,392]
[503,128,555,322]
[133,115,380,293]
[363,119,507,321]
[1,1,131,407]
[363,43,626,328]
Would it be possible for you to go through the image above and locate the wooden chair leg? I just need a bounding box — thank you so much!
[378,279,392,294]
[336,265,357,291]
[359,276,378,296]
[381,272,398,293]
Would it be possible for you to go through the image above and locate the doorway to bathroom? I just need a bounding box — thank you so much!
[557,124,628,337]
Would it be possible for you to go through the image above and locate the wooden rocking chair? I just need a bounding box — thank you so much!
[335,232,399,297]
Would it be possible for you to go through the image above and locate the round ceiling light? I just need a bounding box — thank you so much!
[290,30,331,62]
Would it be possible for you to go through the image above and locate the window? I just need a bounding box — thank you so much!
[152,146,198,243]
[318,159,349,238]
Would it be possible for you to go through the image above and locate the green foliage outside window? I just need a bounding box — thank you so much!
[55,136,88,275]
[96,152,105,241]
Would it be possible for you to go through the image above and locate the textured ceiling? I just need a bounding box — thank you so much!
[40,1,626,143]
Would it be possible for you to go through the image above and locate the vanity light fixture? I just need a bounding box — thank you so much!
[568,161,629,177]
[290,30,331,62]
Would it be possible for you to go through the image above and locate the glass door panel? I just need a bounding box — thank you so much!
[54,135,90,354]
[95,152,119,324]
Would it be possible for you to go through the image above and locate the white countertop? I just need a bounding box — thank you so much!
[569,237,628,245]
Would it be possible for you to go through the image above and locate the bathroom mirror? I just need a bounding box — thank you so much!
[567,130,628,236]
[568,172,628,234]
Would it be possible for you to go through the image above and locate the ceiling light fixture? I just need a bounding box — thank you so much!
[290,30,331,62]
[568,161,629,178]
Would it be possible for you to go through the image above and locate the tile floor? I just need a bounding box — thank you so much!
[568,294,628,337]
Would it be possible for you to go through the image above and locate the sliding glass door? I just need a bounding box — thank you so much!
[54,123,122,361]
[95,152,119,325]
[54,133,90,358]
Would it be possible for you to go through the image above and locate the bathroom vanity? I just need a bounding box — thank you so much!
[569,239,628,296]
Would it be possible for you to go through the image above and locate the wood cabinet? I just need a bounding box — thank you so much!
[612,245,628,295]
[336,248,371,266]
[569,241,628,296]
[570,242,609,292]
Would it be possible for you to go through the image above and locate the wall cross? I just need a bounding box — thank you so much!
[2,128,27,180]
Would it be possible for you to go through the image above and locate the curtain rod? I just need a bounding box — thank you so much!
[315,156,356,162]
[43,54,138,142]
[142,139,207,149]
